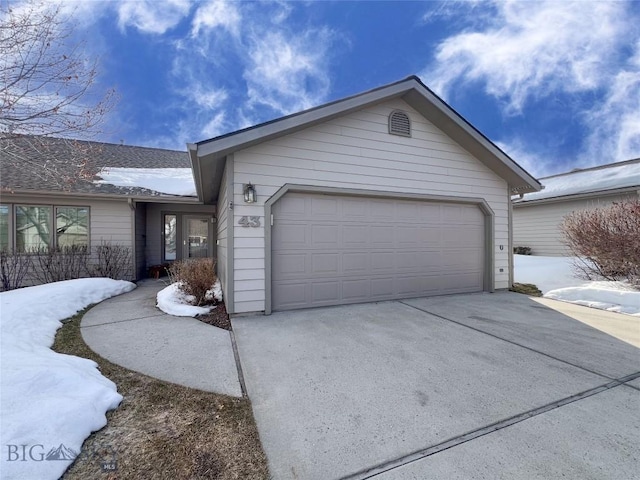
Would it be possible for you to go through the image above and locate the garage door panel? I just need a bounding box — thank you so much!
[272,193,485,311]
[372,252,395,271]
[310,197,339,216]
[370,226,394,245]
[311,225,339,246]
[343,252,369,273]
[272,223,307,246]
[312,253,339,274]
[343,226,369,245]
[342,279,370,300]
[311,281,340,303]
[273,253,307,276]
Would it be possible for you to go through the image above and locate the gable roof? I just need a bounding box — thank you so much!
[188,75,541,204]
[1,135,198,201]
[513,158,640,205]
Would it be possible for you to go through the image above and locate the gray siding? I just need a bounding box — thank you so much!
[513,192,638,256]
[216,161,230,303]
[1,194,134,284]
[231,98,510,313]
[144,202,217,267]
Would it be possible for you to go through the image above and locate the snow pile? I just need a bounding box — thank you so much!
[517,161,640,202]
[514,254,640,316]
[545,282,640,316]
[156,280,223,317]
[95,167,196,196]
[0,278,135,480]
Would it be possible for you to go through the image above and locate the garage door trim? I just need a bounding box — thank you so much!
[264,184,495,314]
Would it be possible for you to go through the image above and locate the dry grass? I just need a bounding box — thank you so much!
[53,312,269,480]
[510,282,543,297]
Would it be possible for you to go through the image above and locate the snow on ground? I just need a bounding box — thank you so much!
[95,167,196,196]
[515,254,640,316]
[156,280,223,317]
[0,278,135,480]
[515,161,640,202]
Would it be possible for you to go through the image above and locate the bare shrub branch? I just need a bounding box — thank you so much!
[31,244,89,283]
[561,199,640,287]
[91,242,132,280]
[0,248,31,290]
[168,258,217,306]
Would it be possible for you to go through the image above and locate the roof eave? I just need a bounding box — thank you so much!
[513,185,640,207]
[1,188,204,204]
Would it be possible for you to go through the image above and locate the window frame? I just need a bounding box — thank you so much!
[10,203,91,253]
[55,205,91,250]
[0,204,11,251]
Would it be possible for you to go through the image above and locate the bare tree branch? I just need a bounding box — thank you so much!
[0,0,117,189]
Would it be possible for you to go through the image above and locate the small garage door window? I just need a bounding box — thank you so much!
[271,193,485,311]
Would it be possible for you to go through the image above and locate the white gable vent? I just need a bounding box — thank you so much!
[388,110,411,137]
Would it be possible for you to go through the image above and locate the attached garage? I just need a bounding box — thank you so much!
[188,76,541,315]
[270,191,488,311]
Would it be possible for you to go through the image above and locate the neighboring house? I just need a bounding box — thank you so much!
[189,76,540,314]
[1,136,216,281]
[513,159,640,256]
[1,76,540,313]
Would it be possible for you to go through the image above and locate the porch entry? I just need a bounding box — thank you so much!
[163,213,214,262]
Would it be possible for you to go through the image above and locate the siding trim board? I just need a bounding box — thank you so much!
[264,184,495,315]
[226,155,235,315]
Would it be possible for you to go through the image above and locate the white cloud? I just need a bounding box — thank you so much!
[422,0,640,170]
[583,40,640,163]
[424,1,629,112]
[191,0,241,36]
[243,28,334,115]
[116,0,192,34]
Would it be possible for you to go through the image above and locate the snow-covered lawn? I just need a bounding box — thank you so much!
[515,255,640,316]
[0,278,135,480]
[156,280,223,317]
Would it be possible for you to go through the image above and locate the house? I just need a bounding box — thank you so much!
[513,159,640,256]
[189,76,540,314]
[0,136,216,281]
[1,76,540,313]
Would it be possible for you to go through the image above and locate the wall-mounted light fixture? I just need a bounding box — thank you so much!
[243,183,257,203]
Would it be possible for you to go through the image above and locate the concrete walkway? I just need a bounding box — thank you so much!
[81,280,242,397]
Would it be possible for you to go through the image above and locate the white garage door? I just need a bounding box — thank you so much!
[271,193,485,311]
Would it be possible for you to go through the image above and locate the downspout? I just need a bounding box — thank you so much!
[508,190,514,288]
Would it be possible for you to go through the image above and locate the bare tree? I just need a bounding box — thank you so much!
[0,0,117,188]
[561,199,640,287]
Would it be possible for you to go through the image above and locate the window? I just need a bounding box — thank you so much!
[56,207,89,248]
[164,214,177,261]
[11,205,90,252]
[0,205,8,251]
[16,206,51,251]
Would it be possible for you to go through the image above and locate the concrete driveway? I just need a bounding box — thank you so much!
[232,292,640,480]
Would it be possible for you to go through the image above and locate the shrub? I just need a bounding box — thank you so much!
[32,245,90,284]
[513,246,532,255]
[0,249,32,291]
[561,199,640,286]
[92,242,132,280]
[168,258,217,306]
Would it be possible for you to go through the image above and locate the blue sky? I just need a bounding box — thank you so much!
[31,1,640,177]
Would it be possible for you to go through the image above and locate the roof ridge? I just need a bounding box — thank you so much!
[5,134,186,154]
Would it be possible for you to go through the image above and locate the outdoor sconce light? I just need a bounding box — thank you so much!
[243,183,257,203]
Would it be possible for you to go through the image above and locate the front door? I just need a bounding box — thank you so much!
[184,215,211,259]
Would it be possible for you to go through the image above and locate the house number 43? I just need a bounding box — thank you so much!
[238,216,261,227]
